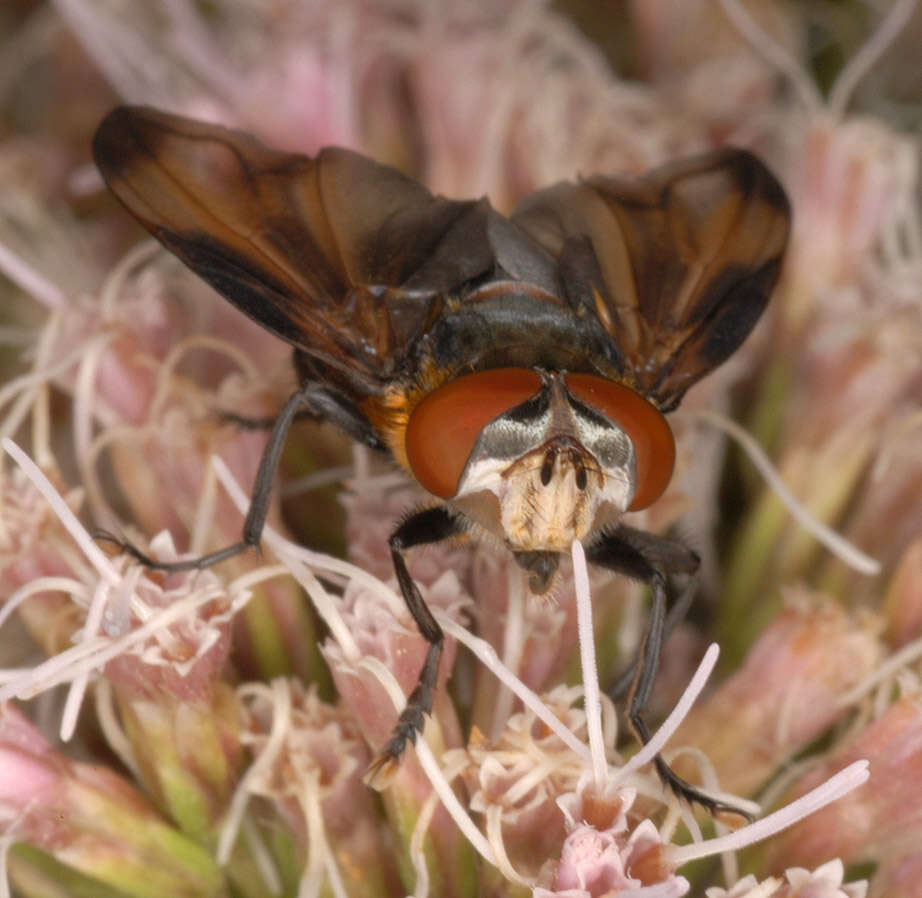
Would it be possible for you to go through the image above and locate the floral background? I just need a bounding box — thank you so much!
[0,1,921,896]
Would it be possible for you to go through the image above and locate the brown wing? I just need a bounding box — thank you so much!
[512,148,791,410]
[93,106,555,389]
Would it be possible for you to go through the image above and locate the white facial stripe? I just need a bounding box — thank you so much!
[570,403,635,474]
[466,407,552,465]
[598,465,634,514]
[456,455,510,499]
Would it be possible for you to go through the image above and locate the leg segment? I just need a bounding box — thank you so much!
[606,580,695,701]
[98,382,381,571]
[586,525,749,818]
[366,506,468,780]
[217,408,317,432]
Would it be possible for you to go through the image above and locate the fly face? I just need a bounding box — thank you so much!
[404,367,674,573]
[92,105,791,815]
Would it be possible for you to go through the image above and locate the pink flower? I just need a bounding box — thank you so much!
[0,706,222,894]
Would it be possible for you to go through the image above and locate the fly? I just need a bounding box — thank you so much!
[93,106,791,815]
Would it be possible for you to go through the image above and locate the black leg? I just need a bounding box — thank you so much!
[97,382,382,571]
[606,579,695,701]
[586,525,750,819]
[365,506,468,782]
[217,408,317,431]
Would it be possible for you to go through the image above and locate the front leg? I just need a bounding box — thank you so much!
[586,525,749,819]
[606,580,696,702]
[366,505,468,782]
[97,382,383,572]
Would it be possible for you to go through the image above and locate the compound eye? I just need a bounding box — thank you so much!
[405,368,541,499]
[565,373,675,510]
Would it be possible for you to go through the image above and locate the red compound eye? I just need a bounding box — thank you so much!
[405,368,541,499]
[405,368,675,510]
[565,373,675,510]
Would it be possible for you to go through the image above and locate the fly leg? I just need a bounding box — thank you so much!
[585,524,751,819]
[217,408,317,431]
[97,382,383,571]
[366,506,468,782]
[606,579,696,702]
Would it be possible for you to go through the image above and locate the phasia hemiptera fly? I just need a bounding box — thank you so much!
[93,106,790,814]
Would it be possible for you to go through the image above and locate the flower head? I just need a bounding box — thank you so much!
[1,2,917,897]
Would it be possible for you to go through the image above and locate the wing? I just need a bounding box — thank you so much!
[93,106,555,390]
[511,148,791,410]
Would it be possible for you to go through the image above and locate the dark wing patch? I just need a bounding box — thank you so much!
[511,148,791,409]
[92,106,510,386]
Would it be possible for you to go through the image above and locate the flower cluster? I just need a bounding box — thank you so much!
[1,1,921,896]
